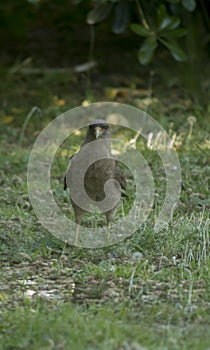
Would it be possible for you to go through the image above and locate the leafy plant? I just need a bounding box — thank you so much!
[87,0,130,34]
[85,0,191,65]
[131,4,188,64]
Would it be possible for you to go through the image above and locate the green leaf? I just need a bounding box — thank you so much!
[112,0,129,34]
[157,5,180,31]
[138,36,157,65]
[27,0,40,3]
[159,38,187,61]
[182,0,196,12]
[157,4,166,28]
[130,23,150,37]
[87,2,113,25]
[161,28,187,38]
[160,16,180,30]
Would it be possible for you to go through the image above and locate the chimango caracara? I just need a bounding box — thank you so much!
[64,119,126,240]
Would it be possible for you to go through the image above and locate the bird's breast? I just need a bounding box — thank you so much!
[84,158,116,201]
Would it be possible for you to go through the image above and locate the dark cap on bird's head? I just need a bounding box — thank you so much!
[88,119,110,139]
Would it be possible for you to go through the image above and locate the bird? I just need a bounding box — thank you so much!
[64,119,126,243]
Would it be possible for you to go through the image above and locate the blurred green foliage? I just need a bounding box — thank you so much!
[0,0,209,103]
[0,0,209,64]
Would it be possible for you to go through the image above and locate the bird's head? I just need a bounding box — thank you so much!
[88,119,110,140]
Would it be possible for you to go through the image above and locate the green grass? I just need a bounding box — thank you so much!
[0,303,209,350]
[0,70,209,350]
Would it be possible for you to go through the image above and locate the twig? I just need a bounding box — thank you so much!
[123,70,154,151]
[19,106,42,147]
[128,266,137,295]
[86,24,96,98]
[135,0,150,29]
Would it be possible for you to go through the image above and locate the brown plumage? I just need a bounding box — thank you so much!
[64,119,126,229]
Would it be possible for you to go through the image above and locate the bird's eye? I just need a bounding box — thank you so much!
[101,123,109,129]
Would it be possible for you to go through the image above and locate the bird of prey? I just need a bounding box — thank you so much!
[64,119,126,243]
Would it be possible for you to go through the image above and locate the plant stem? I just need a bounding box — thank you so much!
[86,25,95,99]
[135,0,149,29]
[19,106,42,146]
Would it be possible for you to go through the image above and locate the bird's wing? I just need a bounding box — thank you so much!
[115,162,126,191]
[63,153,76,190]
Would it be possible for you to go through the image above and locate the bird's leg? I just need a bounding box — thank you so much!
[74,223,80,246]
[105,212,114,241]
[74,219,83,246]
[74,208,85,246]
[106,222,111,240]
[105,205,119,241]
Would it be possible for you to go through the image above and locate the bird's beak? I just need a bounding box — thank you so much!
[95,127,103,139]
